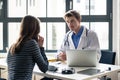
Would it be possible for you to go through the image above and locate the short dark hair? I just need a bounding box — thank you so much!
[64,10,81,22]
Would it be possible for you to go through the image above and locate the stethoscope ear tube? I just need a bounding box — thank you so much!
[64,31,72,46]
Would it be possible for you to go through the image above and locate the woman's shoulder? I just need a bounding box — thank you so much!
[25,39,38,46]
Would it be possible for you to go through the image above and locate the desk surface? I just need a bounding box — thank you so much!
[33,61,120,80]
[0,58,120,80]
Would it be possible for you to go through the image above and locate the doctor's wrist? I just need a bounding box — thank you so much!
[57,55,61,61]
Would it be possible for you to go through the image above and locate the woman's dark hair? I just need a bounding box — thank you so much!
[10,15,40,54]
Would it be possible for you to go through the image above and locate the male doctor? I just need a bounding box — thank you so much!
[57,10,101,61]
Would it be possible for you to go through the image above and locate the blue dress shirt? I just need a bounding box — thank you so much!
[72,26,83,49]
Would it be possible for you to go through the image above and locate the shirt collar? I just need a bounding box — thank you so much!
[73,26,83,36]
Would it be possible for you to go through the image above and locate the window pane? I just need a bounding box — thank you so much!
[0,0,3,17]
[47,23,66,50]
[90,22,109,49]
[8,22,66,50]
[90,0,106,15]
[47,0,65,17]
[8,23,20,48]
[81,22,89,29]
[0,23,3,50]
[39,23,47,49]
[73,0,89,15]
[73,0,106,15]
[28,0,46,17]
[8,0,26,17]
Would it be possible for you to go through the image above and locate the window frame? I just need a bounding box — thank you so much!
[66,0,112,50]
[0,0,112,53]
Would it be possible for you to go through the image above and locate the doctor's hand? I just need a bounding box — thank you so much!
[57,52,66,61]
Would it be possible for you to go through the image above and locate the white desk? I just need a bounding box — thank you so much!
[34,61,120,80]
[0,58,7,68]
[0,58,120,80]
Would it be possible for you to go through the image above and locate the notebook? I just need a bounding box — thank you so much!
[66,49,98,67]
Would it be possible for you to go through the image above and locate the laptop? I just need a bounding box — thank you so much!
[66,49,98,67]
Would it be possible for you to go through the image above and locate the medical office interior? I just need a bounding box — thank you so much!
[0,0,120,80]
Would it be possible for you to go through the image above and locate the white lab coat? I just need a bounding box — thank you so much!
[58,26,101,60]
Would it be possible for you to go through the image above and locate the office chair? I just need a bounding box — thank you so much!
[99,50,116,80]
[99,50,116,65]
[0,68,6,80]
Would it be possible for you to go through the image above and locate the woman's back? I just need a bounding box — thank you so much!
[7,39,48,80]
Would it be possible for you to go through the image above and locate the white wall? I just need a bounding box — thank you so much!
[113,0,120,65]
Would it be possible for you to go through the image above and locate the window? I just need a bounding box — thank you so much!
[8,23,20,48]
[90,22,109,49]
[71,0,111,50]
[8,0,46,17]
[73,0,106,15]
[47,0,65,17]
[1,0,112,53]
[8,0,65,17]
[7,0,66,52]
[8,22,66,51]
[47,23,65,50]
[0,0,3,17]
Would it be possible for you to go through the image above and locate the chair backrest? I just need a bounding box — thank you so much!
[0,78,6,80]
[0,68,6,80]
[99,50,116,65]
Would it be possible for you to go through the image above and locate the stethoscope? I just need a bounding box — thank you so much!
[64,28,89,47]
[64,31,72,47]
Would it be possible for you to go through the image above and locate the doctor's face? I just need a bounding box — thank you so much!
[65,16,80,33]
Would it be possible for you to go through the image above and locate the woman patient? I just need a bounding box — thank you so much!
[7,15,49,80]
